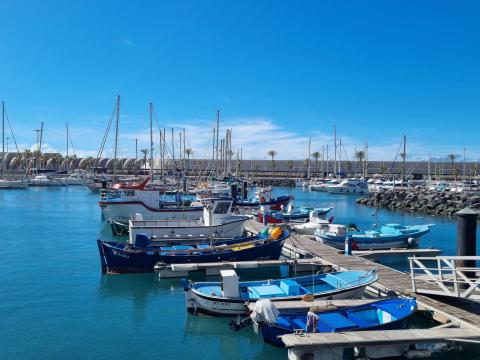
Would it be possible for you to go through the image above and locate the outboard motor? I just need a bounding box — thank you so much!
[242,181,248,200]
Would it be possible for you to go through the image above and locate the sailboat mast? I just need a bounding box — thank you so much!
[66,123,69,158]
[1,101,4,175]
[39,122,44,154]
[402,135,406,183]
[307,136,311,178]
[149,103,154,181]
[216,110,220,175]
[333,125,337,177]
[113,95,120,162]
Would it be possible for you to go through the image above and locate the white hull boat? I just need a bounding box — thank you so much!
[0,179,28,189]
[183,270,377,316]
[128,198,250,243]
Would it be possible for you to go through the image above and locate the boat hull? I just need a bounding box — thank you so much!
[315,233,408,250]
[235,195,292,210]
[261,311,411,347]
[185,283,367,316]
[97,237,286,274]
[99,201,204,222]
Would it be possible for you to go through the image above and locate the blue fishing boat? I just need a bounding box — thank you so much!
[183,270,377,315]
[315,223,434,250]
[97,228,289,274]
[255,297,417,347]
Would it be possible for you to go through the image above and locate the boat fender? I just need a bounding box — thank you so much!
[270,227,283,240]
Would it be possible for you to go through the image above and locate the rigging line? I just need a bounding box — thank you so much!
[4,108,25,171]
[387,138,404,176]
[68,128,76,157]
[95,101,116,168]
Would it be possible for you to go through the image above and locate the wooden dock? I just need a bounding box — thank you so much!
[154,257,329,277]
[246,219,480,330]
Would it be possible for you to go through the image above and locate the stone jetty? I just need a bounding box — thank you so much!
[357,188,480,216]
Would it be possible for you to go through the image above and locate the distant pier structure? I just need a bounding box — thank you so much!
[1,151,478,180]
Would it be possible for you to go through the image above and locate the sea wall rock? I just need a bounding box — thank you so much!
[356,189,480,217]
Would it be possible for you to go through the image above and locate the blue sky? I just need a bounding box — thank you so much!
[0,0,479,160]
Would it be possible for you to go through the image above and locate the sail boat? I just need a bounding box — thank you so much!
[0,101,28,189]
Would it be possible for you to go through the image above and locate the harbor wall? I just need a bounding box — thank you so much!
[357,189,480,217]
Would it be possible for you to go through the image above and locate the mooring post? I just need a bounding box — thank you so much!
[456,208,478,288]
[230,183,237,200]
[345,235,352,256]
[242,181,248,200]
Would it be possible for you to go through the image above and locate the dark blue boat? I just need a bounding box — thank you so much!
[97,230,289,274]
[255,297,417,347]
[234,195,292,210]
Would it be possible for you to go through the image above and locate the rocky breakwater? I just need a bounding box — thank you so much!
[357,189,480,216]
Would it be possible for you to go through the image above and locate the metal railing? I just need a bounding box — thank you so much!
[409,256,480,300]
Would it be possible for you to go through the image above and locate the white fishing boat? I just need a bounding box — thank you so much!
[183,269,378,316]
[309,179,339,192]
[127,198,250,243]
[326,179,369,195]
[291,211,332,235]
[61,170,90,185]
[0,178,28,189]
[99,178,203,222]
[29,175,66,186]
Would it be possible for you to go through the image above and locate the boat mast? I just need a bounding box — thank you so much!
[463,147,466,181]
[333,125,337,178]
[307,136,311,179]
[66,123,69,158]
[402,135,406,183]
[215,110,220,176]
[428,153,431,180]
[113,95,120,174]
[326,145,329,176]
[149,103,154,181]
[1,101,4,176]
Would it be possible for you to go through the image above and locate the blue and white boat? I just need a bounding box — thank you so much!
[254,297,417,347]
[97,228,289,274]
[183,270,377,315]
[315,223,434,250]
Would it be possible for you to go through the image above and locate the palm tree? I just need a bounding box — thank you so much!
[311,151,321,174]
[184,148,193,172]
[267,150,277,173]
[22,149,33,172]
[287,160,294,173]
[140,149,148,172]
[354,150,365,176]
[447,153,457,178]
[379,163,388,176]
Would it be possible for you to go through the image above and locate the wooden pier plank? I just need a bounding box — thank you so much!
[281,328,480,349]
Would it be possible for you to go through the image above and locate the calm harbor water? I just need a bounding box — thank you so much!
[0,186,479,359]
